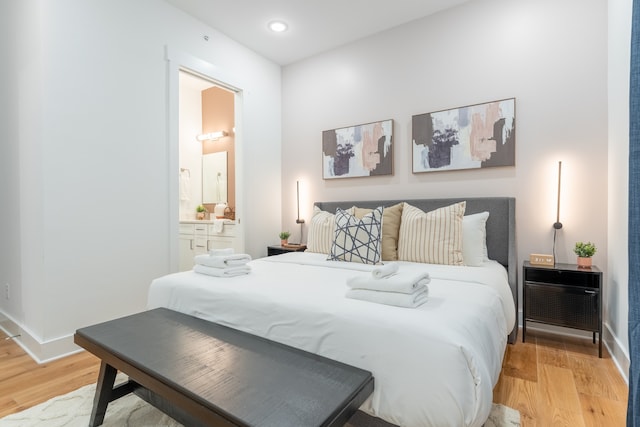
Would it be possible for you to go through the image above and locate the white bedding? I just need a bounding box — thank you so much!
[147,252,515,427]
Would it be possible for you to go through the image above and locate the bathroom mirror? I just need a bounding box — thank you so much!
[202,151,228,204]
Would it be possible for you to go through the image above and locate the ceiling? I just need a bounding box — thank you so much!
[165,0,474,65]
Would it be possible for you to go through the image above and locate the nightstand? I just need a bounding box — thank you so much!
[523,261,603,357]
[267,245,307,256]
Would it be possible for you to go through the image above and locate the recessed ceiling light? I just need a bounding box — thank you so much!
[268,20,288,33]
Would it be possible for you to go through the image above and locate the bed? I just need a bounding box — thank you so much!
[148,197,517,427]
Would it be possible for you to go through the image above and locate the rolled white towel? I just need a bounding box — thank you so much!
[371,262,399,279]
[195,253,252,268]
[347,271,430,294]
[194,264,251,277]
[209,248,234,256]
[346,286,429,308]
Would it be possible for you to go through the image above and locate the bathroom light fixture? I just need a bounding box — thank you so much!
[196,131,228,142]
[268,20,288,33]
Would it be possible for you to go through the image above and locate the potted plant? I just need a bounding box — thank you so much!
[196,204,208,220]
[574,241,596,268]
[279,231,291,246]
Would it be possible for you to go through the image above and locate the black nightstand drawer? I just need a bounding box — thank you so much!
[267,245,307,256]
[522,261,603,357]
[525,283,599,330]
[524,267,599,288]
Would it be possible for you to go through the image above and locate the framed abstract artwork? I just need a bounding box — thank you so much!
[412,98,515,173]
[322,119,393,179]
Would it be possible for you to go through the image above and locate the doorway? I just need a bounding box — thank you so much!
[167,49,245,272]
[178,71,236,220]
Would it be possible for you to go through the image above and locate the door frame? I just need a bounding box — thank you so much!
[166,46,244,271]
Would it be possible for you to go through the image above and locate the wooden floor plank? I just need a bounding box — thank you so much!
[579,393,627,427]
[493,374,538,427]
[537,364,586,427]
[501,333,538,382]
[569,354,626,401]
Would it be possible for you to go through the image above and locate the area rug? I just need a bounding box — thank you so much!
[0,375,521,426]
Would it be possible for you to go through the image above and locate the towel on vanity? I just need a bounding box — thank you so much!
[195,253,252,268]
[347,271,430,294]
[346,285,429,308]
[194,264,251,277]
[212,219,225,233]
[179,171,190,201]
[371,262,399,279]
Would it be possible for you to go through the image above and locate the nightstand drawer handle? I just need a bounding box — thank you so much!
[585,290,597,294]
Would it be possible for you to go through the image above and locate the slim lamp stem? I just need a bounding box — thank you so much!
[295,180,305,226]
[556,161,562,224]
[553,161,563,230]
[297,181,300,220]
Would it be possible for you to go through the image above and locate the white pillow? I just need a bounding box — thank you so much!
[462,211,490,266]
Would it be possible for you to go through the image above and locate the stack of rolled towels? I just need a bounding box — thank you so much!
[193,248,252,277]
[346,262,430,308]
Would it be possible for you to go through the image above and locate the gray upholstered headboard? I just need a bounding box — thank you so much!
[315,197,518,344]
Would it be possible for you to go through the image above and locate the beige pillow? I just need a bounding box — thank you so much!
[397,202,466,265]
[353,203,403,261]
[306,206,354,254]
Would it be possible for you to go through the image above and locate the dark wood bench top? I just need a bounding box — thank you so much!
[74,308,374,427]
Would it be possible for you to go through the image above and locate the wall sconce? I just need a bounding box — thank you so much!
[553,161,563,230]
[295,180,305,225]
[552,160,562,264]
[295,180,305,244]
[196,131,228,142]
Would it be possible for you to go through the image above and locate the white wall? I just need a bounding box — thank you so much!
[178,72,207,220]
[607,0,632,376]
[282,0,612,342]
[0,0,281,361]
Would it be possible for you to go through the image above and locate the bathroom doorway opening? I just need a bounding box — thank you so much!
[167,49,245,271]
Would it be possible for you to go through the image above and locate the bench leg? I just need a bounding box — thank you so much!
[90,361,118,427]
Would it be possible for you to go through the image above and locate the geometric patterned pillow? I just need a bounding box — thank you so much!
[352,202,404,261]
[327,206,383,265]
[397,202,466,265]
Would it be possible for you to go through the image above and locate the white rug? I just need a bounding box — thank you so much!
[0,375,521,427]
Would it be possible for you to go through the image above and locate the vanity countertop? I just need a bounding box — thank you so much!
[180,219,235,224]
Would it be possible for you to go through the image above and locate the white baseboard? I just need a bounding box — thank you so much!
[603,322,630,383]
[0,310,83,364]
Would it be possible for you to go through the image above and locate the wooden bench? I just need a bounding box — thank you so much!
[74,308,374,427]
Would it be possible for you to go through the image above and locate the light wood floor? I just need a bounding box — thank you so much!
[0,328,628,425]
[493,328,628,426]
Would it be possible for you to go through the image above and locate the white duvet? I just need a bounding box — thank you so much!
[147,252,515,427]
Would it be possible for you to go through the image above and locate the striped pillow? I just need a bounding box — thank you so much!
[397,202,466,265]
[306,206,354,254]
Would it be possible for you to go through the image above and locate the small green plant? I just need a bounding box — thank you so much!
[574,241,596,258]
[196,204,207,213]
[279,231,291,240]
